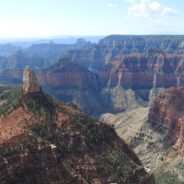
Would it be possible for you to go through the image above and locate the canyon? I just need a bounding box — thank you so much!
[1,36,184,115]
[1,35,184,183]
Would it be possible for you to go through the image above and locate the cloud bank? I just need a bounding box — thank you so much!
[126,0,178,18]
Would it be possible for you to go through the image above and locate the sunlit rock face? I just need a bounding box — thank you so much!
[23,66,40,94]
[148,87,184,155]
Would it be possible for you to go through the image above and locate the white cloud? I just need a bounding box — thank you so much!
[127,0,178,18]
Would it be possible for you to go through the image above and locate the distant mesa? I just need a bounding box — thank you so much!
[23,66,40,94]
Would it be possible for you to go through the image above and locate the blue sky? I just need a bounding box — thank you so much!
[0,0,183,38]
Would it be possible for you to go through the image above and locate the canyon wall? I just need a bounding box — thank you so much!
[1,36,184,115]
[147,87,184,154]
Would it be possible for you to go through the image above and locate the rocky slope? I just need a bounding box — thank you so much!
[101,107,149,144]
[100,87,184,183]
[101,107,184,183]
[0,67,155,184]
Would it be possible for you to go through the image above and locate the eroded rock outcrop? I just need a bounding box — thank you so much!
[148,87,184,154]
[23,66,40,94]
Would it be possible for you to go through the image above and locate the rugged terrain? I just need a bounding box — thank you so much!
[0,35,184,183]
[1,36,184,115]
[0,67,155,184]
[148,87,184,154]
[101,86,184,183]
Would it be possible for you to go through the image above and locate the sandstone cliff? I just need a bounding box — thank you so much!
[148,87,184,154]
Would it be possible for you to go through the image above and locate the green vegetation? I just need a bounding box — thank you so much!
[29,101,143,184]
[95,148,136,184]
[0,85,20,100]
[23,91,54,117]
[0,85,55,117]
[31,123,43,135]
[0,86,150,184]
[0,136,43,159]
[0,87,22,116]
[155,172,184,184]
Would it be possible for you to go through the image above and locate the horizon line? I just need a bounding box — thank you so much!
[1,34,184,43]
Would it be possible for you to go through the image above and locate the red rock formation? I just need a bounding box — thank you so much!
[97,53,184,89]
[148,87,184,154]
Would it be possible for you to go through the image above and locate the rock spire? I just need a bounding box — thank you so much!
[23,66,40,94]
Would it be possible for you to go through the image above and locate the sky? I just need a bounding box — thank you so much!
[0,0,183,38]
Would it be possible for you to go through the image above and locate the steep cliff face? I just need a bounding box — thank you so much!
[148,87,184,154]
[98,53,184,91]
[98,35,184,54]
[66,36,184,114]
[67,51,184,114]
[0,67,155,184]
[69,35,184,71]
[39,58,144,114]
[68,36,184,92]
[39,58,105,115]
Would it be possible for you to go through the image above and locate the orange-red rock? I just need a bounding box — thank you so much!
[148,87,184,154]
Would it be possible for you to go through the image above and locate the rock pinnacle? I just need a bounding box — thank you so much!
[23,66,40,94]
